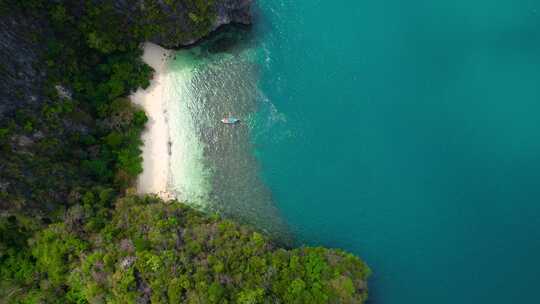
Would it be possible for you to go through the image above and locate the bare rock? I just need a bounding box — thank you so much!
[15,135,33,147]
[120,256,137,270]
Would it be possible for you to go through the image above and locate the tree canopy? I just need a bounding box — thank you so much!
[0,1,371,303]
[1,194,370,303]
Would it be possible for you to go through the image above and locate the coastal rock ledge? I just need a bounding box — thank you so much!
[215,0,252,25]
[113,0,253,47]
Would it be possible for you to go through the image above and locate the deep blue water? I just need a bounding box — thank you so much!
[253,0,540,302]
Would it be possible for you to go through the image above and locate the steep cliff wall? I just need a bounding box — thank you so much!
[111,0,252,47]
[0,0,252,119]
[0,4,49,119]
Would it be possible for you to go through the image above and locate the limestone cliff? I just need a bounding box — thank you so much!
[111,0,252,47]
[0,4,49,120]
[0,0,252,119]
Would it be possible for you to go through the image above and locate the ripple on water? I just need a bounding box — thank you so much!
[165,42,292,243]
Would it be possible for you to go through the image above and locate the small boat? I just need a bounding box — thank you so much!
[221,117,240,124]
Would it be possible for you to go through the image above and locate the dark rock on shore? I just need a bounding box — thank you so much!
[0,5,49,120]
[112,0,252,48]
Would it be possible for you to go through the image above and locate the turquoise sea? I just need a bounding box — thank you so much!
[166,0,540,302]
[253,0,540,303]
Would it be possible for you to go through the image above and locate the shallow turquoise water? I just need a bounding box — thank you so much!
[252,0,540,302]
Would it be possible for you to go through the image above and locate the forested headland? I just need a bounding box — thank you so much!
[0,1,370,303]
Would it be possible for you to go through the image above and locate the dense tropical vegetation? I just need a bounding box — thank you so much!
[2,194,370,303]
[1,0,158,215]
[0,1,370,302]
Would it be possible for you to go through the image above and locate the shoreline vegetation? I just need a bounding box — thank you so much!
[0,1,371,303]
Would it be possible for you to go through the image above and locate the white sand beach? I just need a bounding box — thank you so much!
[131,42,210,204]
[131,42,174,200]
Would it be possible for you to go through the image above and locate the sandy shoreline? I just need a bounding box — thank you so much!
[131,42,174,200]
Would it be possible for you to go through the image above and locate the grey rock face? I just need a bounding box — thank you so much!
[215,0,252,25]
[0,7,49,120]
[0,0,252,119]
[112,0,252,47]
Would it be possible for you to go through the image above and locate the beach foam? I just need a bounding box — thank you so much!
[131,43,211,205]
[166,51,213,207]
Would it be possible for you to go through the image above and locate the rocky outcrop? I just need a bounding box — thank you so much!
[0,6,49,119]
[0,0,253,119]
[186,0,252,45]
[111,0,252,47]
[215,0,252,25]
